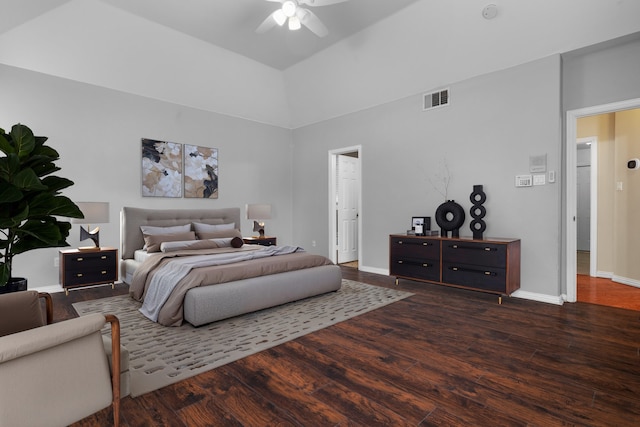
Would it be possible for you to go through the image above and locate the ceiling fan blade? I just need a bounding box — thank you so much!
[298,8,328,37]
[299,0,349,6]
[256,12,279,34]
[265,0,284,3]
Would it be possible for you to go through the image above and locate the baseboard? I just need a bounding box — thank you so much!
[596,270,613,279]
[612,275,640,288]
[31,284,65,294]
[359,265,389,276]
[510,290,564,305]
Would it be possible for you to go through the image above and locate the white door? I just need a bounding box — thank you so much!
[576,164,591,251]
[337,154,359,263]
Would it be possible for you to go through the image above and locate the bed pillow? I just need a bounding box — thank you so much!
[140,224,191,235]
[192,222,235,234]
[195,229,242,241]
[160,239,220,253]
[143,231,196,253]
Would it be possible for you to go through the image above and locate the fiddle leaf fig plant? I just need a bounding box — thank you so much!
[0,123,84,287]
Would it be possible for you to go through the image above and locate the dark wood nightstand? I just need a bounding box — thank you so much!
[243,236,277,246]
[59,247,118,295]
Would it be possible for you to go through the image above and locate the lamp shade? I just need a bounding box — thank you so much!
[72,202,110,224]
[246,204,271,220]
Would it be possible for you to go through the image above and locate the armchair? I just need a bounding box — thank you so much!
[0,290,52,336]
[0,294,121,427]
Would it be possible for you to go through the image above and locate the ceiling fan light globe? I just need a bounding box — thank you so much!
[273,9,287,26]
[288,15,302,30]
[282,1,297,17]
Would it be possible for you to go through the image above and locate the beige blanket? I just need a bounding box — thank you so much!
[130,247,334,326]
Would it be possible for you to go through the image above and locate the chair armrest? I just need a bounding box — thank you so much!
[0,313,106,363]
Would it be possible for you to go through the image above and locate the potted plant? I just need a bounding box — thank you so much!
[0,123,83,293]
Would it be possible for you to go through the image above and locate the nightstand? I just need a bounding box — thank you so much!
[243,236,277,246]
[59,247,118,295]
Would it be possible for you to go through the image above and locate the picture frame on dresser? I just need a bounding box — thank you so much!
[411,216,431,236]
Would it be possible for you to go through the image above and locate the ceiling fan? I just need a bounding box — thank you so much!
[256,0,349,37]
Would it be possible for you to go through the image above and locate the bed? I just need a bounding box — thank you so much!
[120,206,342,327]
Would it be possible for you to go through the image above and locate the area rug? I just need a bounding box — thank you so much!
[73,279,413,397]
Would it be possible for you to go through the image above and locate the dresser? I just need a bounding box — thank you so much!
[59,247,118,295]
[389,234,520,302]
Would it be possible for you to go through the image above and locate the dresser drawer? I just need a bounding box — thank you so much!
[63,251,117,271]
[390,257,440,282]
[63,267,117,286]
[441,241,506,268]
[390,236,440,260]
[442,262,506,292]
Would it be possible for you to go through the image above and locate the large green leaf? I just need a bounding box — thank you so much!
[0,132,14,156]
[41,176,75,193]
[12,167,47,190]
[0,203,28,228]
[0,183,22,204]
[0,153,20,181]
[10,124,36,159]
[29,194,83,218]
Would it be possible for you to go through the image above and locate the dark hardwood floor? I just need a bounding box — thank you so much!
[56,267,640,426]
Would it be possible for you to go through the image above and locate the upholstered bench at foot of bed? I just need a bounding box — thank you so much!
[183,264,342,326]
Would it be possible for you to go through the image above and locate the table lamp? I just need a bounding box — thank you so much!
[246,204,271,238]
[72,202,110,251]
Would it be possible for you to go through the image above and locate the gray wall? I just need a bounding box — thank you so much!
[293,55,563,299]
[0,64,293,288]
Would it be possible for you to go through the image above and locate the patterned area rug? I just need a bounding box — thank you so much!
[73,279,413,397]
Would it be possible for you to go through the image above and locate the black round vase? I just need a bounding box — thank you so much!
[435,200,465,238]
[0,278,28,294]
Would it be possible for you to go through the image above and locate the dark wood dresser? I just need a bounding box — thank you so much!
[389,234,520,302]
[59,247,118,295]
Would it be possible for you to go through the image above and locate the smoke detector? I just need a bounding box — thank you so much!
[482,4,498,19]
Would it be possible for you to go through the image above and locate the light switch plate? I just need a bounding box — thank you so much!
[533,174,546,186]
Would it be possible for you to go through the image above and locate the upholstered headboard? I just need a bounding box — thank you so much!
[120,206,241,260]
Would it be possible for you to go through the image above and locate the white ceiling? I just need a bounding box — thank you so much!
[1,0,421,70]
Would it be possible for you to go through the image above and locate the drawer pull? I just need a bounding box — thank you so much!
[101,256,107,260]
[76,273,83,277]
[397,260,431,268]
[449,266,497,276]
[397,240,432,246]
[101,270,107,275]
[450,244,496,252]
[77,257,84,261]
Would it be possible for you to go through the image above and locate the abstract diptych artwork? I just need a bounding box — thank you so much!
[141,139,218,199]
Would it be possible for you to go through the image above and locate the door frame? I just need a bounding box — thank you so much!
[565,98,640,302]
[328,145,362,266]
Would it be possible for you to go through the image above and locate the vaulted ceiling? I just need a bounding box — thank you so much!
[1,0,421,70]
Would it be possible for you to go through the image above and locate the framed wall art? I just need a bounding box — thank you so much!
[184,144,219,199]
[141,138,183,198]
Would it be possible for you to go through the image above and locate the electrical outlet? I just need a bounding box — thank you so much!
[53,257,59,268]
[311,240,316,247]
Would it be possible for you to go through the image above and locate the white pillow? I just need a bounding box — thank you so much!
[140,224,191,235]
[192,222,235,233]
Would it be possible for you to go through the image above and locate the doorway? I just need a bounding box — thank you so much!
[566,98,640,306]
[328,146,362,268]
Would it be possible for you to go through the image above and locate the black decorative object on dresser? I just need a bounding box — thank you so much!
[389,234,520,302]
[435,200,465,237]
[469,184,487,239]
[59,247,118,295]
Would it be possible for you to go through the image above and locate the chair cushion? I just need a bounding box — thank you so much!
[0,291,46,337]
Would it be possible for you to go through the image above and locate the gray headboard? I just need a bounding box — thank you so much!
[120,206,241,260]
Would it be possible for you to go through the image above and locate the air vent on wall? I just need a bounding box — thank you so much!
[423,88,449,111]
